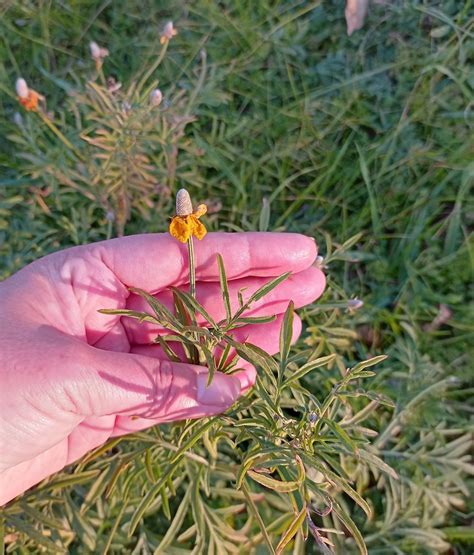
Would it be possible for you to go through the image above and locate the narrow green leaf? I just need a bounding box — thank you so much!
[237,287,247,308]
[32,470,100,494]
[283,355,336,388]
[323,419,358,454]
[7,516,66,553]
[144,449,155,482]
[332,500,368,555]
[236,451,273,489]
[98,308,159,325]
[358,449,399,480]
[217,340,233,371]
[129,287,183,331]
[349,355,388,374]
[171,287,218,330]
[235,314,277,325]
[161,487,171,521]
[275,504,307,555]
[171,419,216,465]
[217,254,232,324]
[228,340,278,389]
[259,196,271,231]
[279,301,294,379]
[247,470,300,493]
[128,471,173,536]
[303,455,372,518]
[80,438,123,465]
[248,272,291,303]
[155,488,192,553]
[173,288,195,326]
[242,482,276,555]
[201,343,218,386]
[154,335,181,362]
[101,497,128,555]
[18,503,66,532]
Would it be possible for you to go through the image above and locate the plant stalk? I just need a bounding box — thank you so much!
[188,236,196,298]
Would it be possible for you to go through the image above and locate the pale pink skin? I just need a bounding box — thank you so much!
[0,232,325,505]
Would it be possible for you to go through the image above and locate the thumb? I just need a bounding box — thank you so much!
[70,345,241,422]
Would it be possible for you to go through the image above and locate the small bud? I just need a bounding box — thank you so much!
[347,298,364,311]
[150,88,163,107]
[89,41,109,60]
[89,41,109,71]
[16,78,29,99]
[308,412,318,424]
[345,0,369,37]
[15,78,44,112]
[176,189,193,216]
[107,76,122,93]
[314,255,325,269]
[13,112,23,126]
[160,21,177,44]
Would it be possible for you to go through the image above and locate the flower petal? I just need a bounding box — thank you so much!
[193,204,208,218]
[169,216,192,243]
[190,216,207,240]
[18,90,40,112]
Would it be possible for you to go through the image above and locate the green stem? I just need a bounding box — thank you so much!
[188,236,196,298]
[38,112,84,161]
[136,41,169,94]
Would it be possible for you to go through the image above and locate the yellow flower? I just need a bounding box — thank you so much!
[169,189,207,243]
[16,78,44,112]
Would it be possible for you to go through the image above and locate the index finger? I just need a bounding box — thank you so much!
[93,232,318,292]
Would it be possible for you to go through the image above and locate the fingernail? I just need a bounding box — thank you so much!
[197,373,240,406]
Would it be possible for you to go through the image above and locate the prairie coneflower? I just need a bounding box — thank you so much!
[160,21,177,44]
[16,78,44,112]
[169,189,207,298]
[169,189,207,243]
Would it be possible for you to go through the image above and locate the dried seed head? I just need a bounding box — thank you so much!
[150,88,163,107]
[16,78,29,99]
[176,189,193,216]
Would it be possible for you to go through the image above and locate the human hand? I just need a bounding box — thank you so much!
[0,232,325,505]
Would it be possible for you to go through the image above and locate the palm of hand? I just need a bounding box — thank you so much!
[0,233,324,505]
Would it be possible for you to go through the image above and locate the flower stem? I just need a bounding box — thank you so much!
[38,112,84,161]
[137,42,169,94]
[187,235,196,298]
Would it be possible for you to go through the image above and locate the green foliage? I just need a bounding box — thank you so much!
[0,0,472,553]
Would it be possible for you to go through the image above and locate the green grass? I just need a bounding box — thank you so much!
[0,1,473,553]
